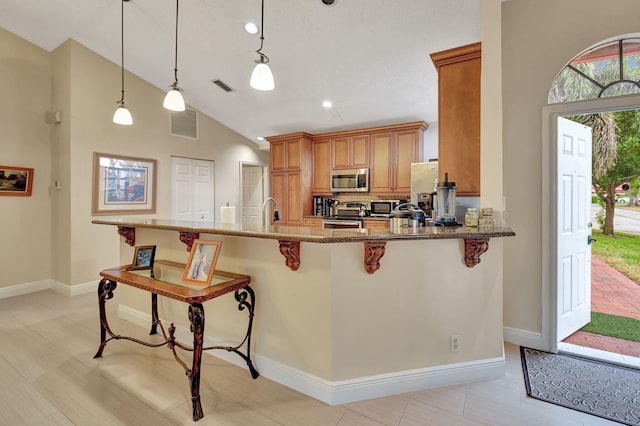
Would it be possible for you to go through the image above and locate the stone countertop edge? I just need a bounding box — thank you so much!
[92,218,515,243]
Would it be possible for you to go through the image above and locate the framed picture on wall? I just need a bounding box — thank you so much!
[92,152,156,215]
[130,245,156,271]
[182,239,222,286]
[0,166,34,196]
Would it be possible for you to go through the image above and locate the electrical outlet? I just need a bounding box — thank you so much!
[450,335,460,352]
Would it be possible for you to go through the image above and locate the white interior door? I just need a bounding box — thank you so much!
[241,163,265,225]
[171,157,215,222]
[556,116,592,341]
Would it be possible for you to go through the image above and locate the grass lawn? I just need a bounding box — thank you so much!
[591,229,640,283]
[581,312,640,343]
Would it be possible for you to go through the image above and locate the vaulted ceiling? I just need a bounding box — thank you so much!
[0,0,481,146]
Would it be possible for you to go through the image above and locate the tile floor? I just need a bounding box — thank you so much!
[0,289,624,425]
[563,257,640,359]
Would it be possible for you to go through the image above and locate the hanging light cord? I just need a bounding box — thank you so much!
[118,0,126,104]
[255,0,269,63]
[172,0,180,86]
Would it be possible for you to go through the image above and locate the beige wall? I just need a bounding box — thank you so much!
[501,0,640,337]
[0,28,52,287]
[1,31,268,290]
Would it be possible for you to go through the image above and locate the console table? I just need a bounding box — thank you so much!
[93,260,259,421]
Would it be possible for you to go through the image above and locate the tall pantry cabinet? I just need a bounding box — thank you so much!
[266,133,313,226]
[430,42,481,197]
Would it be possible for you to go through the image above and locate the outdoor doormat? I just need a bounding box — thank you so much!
[520,347,640,425]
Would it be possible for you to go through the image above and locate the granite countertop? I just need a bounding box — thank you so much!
[92,218,515,243]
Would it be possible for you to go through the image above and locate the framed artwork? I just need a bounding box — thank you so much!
[0,166,34,196]
[130,245,156,271]
[182,239,222,285]
[92,152,156,215]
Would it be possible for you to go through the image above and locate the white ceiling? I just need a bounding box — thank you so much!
[0,0,481,146]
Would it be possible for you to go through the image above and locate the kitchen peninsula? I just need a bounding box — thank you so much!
[93,218,514,405]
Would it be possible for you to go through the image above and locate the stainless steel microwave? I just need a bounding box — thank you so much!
[330,168,369,192]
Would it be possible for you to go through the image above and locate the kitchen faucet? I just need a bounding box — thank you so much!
[262,197,280,225]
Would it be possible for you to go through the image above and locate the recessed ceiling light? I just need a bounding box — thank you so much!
[257,136,265,142]
[322,100,333,109]
[245,22,258,35]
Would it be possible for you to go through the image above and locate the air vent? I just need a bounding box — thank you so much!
[170,109,198,140]
[212,79,233,92]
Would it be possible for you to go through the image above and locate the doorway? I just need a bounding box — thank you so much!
[240,162,267,225]
[542,94,640,367]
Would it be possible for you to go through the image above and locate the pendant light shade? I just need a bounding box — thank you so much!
[250,0,274,91]
[113,104,133,125]
[250,60,274,91]
[164,0,185,111]
[163,86,185,111]
[113,0,133,125]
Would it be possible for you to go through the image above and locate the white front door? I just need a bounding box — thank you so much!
[556,116,592,341]
[171,157,215,222]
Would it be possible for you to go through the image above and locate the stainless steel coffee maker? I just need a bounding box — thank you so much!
[416,192,434,219]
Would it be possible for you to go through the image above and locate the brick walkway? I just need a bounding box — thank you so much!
[563,257,640,357]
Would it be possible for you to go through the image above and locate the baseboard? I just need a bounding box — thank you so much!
[0,279,51,299]
[503,326,544,350]
[0,279,98,299]
[50,279,98,296]
[119,304,506,405]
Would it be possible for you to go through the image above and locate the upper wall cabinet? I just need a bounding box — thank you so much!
[430,42,481,197]
[312,138,331,193]
[369,124,425,194]
[331,134,369,170]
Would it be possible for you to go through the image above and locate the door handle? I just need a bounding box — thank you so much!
[588,235,597,245]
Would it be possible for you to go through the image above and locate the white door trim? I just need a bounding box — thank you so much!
[541,94,640,353]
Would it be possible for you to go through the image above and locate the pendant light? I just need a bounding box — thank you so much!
[163,0,185,111]
[250,0,274,91]
[113,0,133,125]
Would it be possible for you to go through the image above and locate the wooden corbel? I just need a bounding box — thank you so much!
[464,238,490,267]
[364,241,386,274]
[278,240,300,271]
[117,226,135,246]
[179,232,200,251]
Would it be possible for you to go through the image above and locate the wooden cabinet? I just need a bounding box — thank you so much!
[303,217,323,228]
[369,124,424,194]
[363,219,389,229]
[273,122,426,223]
[331,134,369,169]
[312,138,331,193]
[430,42,481,197]
[267,133,313,226]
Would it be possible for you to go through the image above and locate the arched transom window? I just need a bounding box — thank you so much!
[548,38,640,104]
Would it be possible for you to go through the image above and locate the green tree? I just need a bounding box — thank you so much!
[577,110,640,236]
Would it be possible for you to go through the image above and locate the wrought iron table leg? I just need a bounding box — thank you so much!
[150,292,159,335]
[188,303,205,421]
[94,278,117,359]
[236,286,259,379]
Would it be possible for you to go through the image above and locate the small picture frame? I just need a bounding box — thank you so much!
[130,245,156,270]
[182,240,222,285]
[0,166,34,196]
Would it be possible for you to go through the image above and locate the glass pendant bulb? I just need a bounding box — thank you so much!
[250,61,274,91]
[163,86,185,111]
[113,103,133,125]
